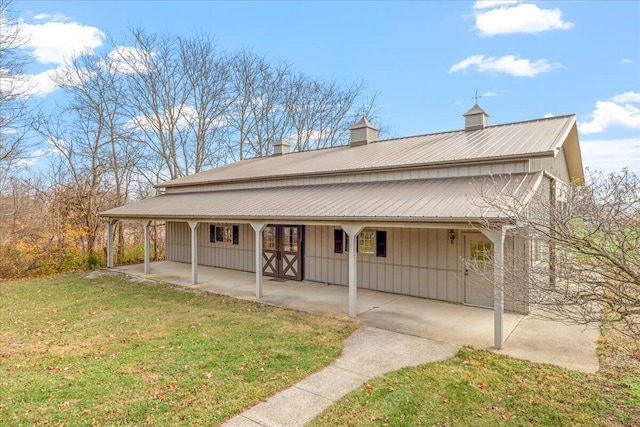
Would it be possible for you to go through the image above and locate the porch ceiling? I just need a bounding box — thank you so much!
[100,173,542,223]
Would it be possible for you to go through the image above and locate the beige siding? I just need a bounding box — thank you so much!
[165,161,529,194]
[529,148,570,183]
[166,222,528,313]
[166,222,255,272]
[304,225,464,303]
[504,235,529,313]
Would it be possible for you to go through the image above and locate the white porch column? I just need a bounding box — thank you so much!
[342,224,365,318]
[250,222,266,299]
[188,221,199,285]
[481,226,507,350]
[107,219,118,268]
[142,220,151,274]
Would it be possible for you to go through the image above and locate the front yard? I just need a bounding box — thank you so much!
[0,272,356,425]
[1,272,638,426]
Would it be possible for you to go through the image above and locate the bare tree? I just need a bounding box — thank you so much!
[473,169,640,339]
[51,48,142,260]
[114,29,233,182]
[287,77,379,151]
[178,33,234,170]
[226,50,380,159]
[225,51,290,160]
[0,0,34,190]
[32,47,136,256]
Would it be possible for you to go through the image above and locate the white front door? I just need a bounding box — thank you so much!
[463,233,494,308]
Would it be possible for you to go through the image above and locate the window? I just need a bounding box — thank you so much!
[470,240,492,262]
[334,229,343,254]
[337,229,386,257]
[534,239,544,263]
[358,230,375,254]
[211,224,239,245]
[263,226,276,250]
[283,227,298,252]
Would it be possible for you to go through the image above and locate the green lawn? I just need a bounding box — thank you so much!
[0,272,356,426]
[2,272,639,427]
[309,334,640,427]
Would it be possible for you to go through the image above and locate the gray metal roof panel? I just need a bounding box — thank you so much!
[101,173,542,222]
[161,115,574,188]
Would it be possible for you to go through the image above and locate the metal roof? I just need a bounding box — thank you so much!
[101,173,542,223]
[162,115,576,188]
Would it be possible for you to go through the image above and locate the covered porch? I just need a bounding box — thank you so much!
[100,173,545,350]
[111,260,599,372]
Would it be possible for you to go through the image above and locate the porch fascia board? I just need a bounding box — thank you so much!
[102,216,497,230]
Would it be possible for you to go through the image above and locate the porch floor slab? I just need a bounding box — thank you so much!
[111,261,599,373]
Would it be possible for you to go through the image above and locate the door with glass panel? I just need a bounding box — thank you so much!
[463,233,494,308]
[262,225,303,280]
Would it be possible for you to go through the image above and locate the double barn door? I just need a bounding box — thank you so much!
[263,225,303,281]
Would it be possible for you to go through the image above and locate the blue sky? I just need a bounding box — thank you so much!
[10,0,640,172]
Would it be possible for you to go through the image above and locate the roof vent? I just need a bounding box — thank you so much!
[273,139,290,156]
[349,117,378,146]
[463,104,489,131]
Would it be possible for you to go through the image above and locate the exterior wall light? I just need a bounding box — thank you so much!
[449,229,456,244]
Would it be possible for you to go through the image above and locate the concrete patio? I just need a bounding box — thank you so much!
[111,260,599,373]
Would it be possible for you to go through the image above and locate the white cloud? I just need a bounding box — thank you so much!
[481,91,501,97]
[16,149,47,167]
[474,3,573,36]
[127,104,228,133]
[32,12,71,22]
[580,138,640,172]
[0,66,58,98]
[449,54,559,77]
[579,92,640,135]
[21,21,104,65]
[610,91,640,103]
[473,1,519,10]
[25,68,59,96]
[543,113,554,118]
[621,58,632,64]
[102,46,153,74]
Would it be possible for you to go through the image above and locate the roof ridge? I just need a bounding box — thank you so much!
[374,113,576,144]
[238,114,576,162]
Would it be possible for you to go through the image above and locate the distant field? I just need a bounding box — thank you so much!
[0,272,356,426]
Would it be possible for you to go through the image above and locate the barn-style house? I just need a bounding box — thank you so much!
[100,104,584,349]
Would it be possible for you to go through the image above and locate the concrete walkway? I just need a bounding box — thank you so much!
[222,326,458,427]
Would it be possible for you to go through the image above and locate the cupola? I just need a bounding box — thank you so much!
[463,104,489,131]
[273,139,290,156]
[349,117,378,146]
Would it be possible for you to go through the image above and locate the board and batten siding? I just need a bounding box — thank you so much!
[529,148,571,184]
[165,222,528,313]
[164,161,529,194]
[304,225,464,303]
[166,222,255,272]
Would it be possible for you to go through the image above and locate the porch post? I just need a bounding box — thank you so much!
[187,221,199,285]
[250,222,266,299]
[481,226,506,349]
[142,220,151,274]
[342,224,365,318]
[107,219,118,268]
